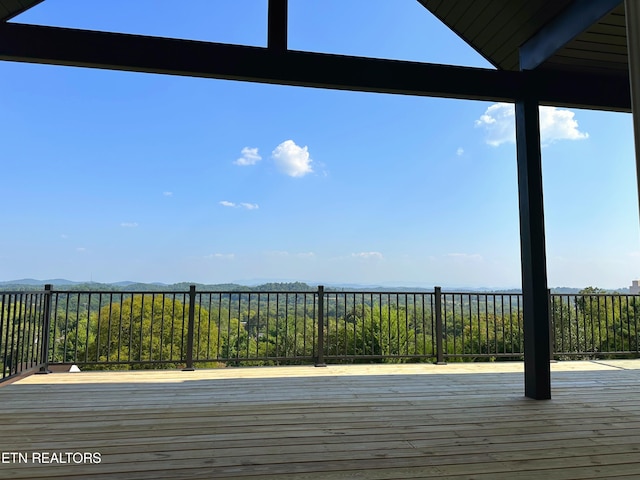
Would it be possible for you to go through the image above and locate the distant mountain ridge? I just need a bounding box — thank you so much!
[0,279,167,288]
[0,278,82,286]
[0,279,631,293]
[0,279,312,292]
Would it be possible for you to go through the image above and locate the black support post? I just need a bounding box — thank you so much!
[515,97,551,400]
[37,284,52,374]
[434,286,446,365]
[548,289,556,362]
[268,0,288,51]
[315,286,326,367]
[625,0,640,231]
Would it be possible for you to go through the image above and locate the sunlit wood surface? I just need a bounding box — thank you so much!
[2,360,640,479]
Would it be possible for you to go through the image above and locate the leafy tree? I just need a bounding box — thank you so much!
[324,303,422,362]
[83,295,218,369]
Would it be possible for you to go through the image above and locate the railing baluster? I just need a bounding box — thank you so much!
[183,285,196,371]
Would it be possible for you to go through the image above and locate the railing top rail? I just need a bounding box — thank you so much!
[0,290,47,296]
[551,292,639,297]
[45,290,192,295]
[196,290,317,295]
[441,291,522,296]
[5,289,433,295]
[37,289,319,295]
[2,286,639,297]
[322,290,435,295]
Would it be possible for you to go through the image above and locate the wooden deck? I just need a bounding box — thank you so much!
[2,361,640,479]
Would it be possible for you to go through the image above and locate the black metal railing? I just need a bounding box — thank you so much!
[551,293,640,357]
[321,290,437,362]
[1,287,51,382]
[3,285,640,378]
[441,291,524,360]
[47,288,320,369]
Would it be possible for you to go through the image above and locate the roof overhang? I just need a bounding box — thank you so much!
[419,0,628,76]
[0,0,43,22]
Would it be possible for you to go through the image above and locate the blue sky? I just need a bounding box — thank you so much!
[1,0,638,289]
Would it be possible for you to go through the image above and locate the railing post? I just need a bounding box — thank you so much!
[183,285,196,371]
[435,286,446,365]
[37,284,52,374]
[548,289,556,362]
[315,285,326,367]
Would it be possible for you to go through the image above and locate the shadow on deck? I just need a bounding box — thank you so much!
[1,361,640,479]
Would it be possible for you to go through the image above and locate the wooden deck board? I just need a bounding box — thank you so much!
[2,360,640,479]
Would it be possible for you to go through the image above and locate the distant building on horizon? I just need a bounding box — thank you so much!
[631,280,640,295]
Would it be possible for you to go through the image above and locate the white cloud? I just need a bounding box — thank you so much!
[234,147,262,166]
[475,103,588,147]
[220,200,259,210]
[60,234,69,239]
[163,191,173,197]
[204,253,235,260]
[76,247,87,253]
[456,147,464,156]
[539,107,589,144]
[120,222,139,228]
[352,252,384,260]
[272,140,313,177]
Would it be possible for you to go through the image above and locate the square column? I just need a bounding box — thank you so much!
[515,97,551,400]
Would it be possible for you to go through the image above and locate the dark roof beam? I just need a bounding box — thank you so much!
[0,22,523,102]
[0,22,630,111]
[519,0,622,70]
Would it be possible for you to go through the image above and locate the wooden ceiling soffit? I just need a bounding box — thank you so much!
[545,5,628,73]
[0,0,43,22]
[520,0,623,70]
[418,0,629,74]
[0,22,630,111]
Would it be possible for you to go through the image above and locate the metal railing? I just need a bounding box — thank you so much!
[321,289,437,362]
[552,293,640,357]
[1,287,51,382]
[47,287,320,369]
[2,285,640,379]
[441,291,524,360]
